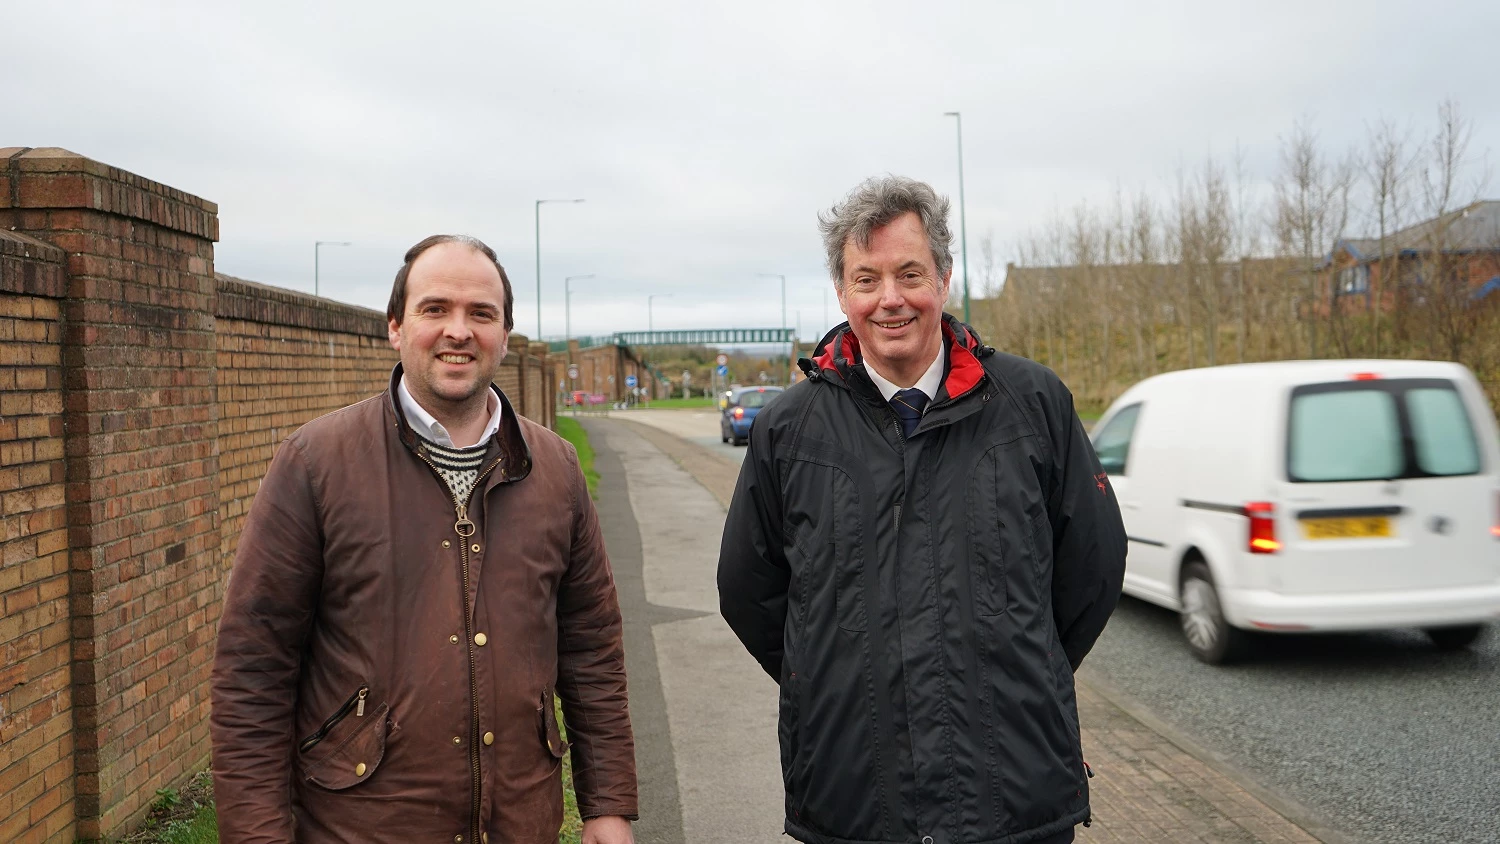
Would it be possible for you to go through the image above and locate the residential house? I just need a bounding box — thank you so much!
[1325,200,1500,314]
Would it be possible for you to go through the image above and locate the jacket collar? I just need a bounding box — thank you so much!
[384,363,533,484]
[805,312,989,404]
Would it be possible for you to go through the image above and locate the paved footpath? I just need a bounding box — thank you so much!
[580,411,1355,844]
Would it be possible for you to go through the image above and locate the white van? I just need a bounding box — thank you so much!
[1091,359,1500,663]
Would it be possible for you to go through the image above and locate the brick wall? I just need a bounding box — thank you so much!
[214,276,399,575]
[1,148,555,841]
[555,342,654,403]
[0,231,71,842]
[4,146,222,840]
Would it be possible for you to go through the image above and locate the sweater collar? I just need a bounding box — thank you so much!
[385,363,533,484]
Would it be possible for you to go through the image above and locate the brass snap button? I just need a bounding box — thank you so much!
[449,635,459,644]
[442,539,451,548]
[474,633,488,646]
[483,731,494,746]
[453,736,462,745]
[354,762,366,776]
[471,543,481,553]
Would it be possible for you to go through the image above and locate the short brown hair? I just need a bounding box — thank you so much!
[387,234,514,330]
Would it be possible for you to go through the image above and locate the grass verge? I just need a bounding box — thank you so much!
[555,416,599,499]
[552,414,597,844]
[119,771,217,844]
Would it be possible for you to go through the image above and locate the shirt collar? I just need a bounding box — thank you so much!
[865,343,946,403]
[397,376,501,448]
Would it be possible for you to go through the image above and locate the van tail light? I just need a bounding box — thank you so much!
[733,407,745,419]
[1246,501,1281,553]
[1492,491,1500,539]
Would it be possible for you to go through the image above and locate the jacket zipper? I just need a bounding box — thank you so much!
[418,450,502,843]
[297,685,369,752]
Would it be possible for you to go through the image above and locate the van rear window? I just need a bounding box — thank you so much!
[1407,387,1481,475]
[1288,379,1481,482]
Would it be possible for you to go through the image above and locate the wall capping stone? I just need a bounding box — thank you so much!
[216,273,388,338]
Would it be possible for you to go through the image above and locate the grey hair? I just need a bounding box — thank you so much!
[818,175,954,287]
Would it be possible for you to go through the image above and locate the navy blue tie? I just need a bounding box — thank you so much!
[890,388,929,439]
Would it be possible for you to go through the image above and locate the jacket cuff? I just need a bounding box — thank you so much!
[579,802,640,822]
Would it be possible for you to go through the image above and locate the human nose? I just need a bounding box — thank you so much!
[441,312,474,344]
[876,278,905,309]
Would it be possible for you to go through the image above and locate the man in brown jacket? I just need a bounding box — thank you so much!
[211,235,637,843]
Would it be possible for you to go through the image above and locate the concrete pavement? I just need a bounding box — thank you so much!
[585,417,782,844]
[579,408,1351,843]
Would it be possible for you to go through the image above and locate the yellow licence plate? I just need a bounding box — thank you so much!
[1302,516,1393,540]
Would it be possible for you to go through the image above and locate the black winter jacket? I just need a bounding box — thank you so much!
[718,315,1127,844]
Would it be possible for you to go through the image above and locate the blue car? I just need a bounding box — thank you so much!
[720,386,784,446]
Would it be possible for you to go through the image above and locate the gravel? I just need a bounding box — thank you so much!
[1080,597,1500,844]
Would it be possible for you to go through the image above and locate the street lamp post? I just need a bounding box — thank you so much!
[534,198,585,340]
[564,273,595,366]
[759,273,789,385]
[648,293,672,401]
[314,241,352,298]
[943,111,970,323]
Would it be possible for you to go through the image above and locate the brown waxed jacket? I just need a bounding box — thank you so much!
[211,366,636,843]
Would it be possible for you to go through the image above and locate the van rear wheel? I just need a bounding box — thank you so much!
[1424,624,1485,651]
[1180,561,1248,665]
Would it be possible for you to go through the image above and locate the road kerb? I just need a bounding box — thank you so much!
[1079,672,1357,844]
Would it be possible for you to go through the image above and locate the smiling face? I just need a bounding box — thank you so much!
[836,211,951,387]
[388,242,510,427]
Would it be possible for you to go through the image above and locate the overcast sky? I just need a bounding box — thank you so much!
[7,0,1498,344]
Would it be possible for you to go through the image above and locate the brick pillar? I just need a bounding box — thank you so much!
[530,341,553,428]
[3,148,220,838]
[0,225,72,842]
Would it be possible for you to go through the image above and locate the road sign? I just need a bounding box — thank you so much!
[625,374,637,388]
[716,364,728,376]
[567,364,579,380]
[716,353,728,366]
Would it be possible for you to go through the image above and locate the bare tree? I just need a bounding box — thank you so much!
[977,231,1002,297]
[1414,100,1485,361]
[1274,118,1354,357]
[1361,118,1415,353]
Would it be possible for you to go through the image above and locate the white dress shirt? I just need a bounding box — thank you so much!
[397,377,502,448]
[864,343,947,403]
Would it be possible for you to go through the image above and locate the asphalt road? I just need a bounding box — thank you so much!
[1081,597,1500,844]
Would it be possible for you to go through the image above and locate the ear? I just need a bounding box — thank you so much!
[388,318,402,351]
[834,281,849,316]
[497,332,509,363]
[940,269,953,303]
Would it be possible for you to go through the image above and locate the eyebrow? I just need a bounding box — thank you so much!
[411,295,501,310]
[849,260,924,276]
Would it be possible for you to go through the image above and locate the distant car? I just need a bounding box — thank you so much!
[1092,359,1500,664]
[721,386,784,446]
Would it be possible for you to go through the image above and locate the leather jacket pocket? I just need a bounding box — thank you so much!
[300,688,390,790]
[539,688,569,759]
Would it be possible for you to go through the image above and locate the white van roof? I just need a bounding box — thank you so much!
[1127,359,1471,393]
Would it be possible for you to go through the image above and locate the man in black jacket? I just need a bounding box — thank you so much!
[717,176,1127,844]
